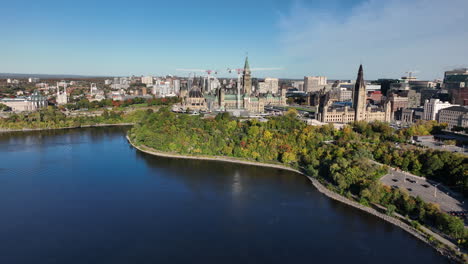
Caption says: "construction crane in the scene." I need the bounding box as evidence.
[176,68,218,77]
[226,66,283,92]
[404,70,419,80]
[226,67,283,74]
[225,66,283,108]
[177,69,220,92]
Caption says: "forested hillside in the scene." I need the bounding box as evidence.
[130,108,468,246]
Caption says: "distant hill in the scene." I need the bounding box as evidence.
[0,73,112,79]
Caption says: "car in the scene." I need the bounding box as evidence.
[392,179,399,182]
[407,188,412,191]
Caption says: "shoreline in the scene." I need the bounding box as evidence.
[126,135,461,262]
[0,123,134,133]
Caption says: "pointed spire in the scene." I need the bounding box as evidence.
[244,56,250,71]
[356,64,364,85]
[354,64,365,94]
[353,64,367,120]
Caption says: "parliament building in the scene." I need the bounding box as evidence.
[317,65,392,123]
[180,57,287,114]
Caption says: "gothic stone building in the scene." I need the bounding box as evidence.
[317,65,391,123]
[180,57,286,113]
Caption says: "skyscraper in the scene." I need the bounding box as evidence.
[353,64,367,121]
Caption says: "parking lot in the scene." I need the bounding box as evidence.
[380,169,467,212]
[416,140,468,155]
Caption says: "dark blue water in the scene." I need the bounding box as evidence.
[0,127,447,263]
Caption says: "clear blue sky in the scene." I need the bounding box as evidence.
[2,0,467,80]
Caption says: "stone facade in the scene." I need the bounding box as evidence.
[437,106,468,129]
[318,65,391,124]
[180,57,287,114]
[181,86,207,111]
[1,91,48,112]
[242,57,252,95]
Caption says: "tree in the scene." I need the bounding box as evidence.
[386,205,396,216]
[0,103,11,111]
[285,108,298,118]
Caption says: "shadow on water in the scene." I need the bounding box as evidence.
[135,149,407,231]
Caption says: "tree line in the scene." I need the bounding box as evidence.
[129,108,468,248]
[0,106,147,130]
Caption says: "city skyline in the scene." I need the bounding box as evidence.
[2,0,467,80]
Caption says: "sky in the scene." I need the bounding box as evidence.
[1,0,467,80]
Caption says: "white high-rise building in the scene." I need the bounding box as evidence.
[258,78,279,94]
[257,82,267,93]
[209,77,220,91]
[173,79,181,94]
[304,76,327,93]
[264,78,279,94]
[111,77,130,90]
[423,99,454,121]
[152,80,174,97]
[141,76,154,85]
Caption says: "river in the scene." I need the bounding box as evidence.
[0,127,447,263]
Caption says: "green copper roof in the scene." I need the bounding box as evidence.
[224,94,238,100]
[244,56,250,70]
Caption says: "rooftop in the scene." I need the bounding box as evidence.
[440,106,468,113]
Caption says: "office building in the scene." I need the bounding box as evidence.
[438,106,468,129]
[444,68,468,105]
[423,99,454,121]
[141,76,154,85]
[304,76,327,93]
[258,78,279,94]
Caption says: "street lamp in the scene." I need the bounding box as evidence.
[434,183,441,198]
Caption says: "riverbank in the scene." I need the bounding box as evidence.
[0,123,134,133]
[127,135,464,263]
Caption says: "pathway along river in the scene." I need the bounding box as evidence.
[0,127,448,263]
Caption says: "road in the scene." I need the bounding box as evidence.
[416,140,468,155]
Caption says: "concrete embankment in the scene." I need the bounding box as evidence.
[126,135,462,262]
[0,123,134,133]
[126,135,301,173]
